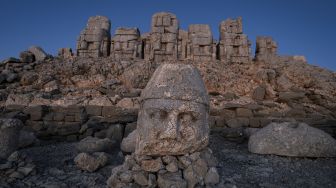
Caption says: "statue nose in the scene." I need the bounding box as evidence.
[159,112,179,140]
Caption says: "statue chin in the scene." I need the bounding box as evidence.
[136,136,209,156]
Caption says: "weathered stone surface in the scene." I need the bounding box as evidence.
[205,167,220,185]
[248,122,336,157]
[141,158,163,172]
[76,136,114,153]
[0,119,23,159]
[252,86,266,101]
[157,171,187,188]
[218,17,251,63]
[28,46,48,61]
[187,24,215,61]
[136,64,209,156]
[111,28,142,60]
[74,152,108,172]
[120,129,136,153]
[255,36,278,63]
[144,12,179,61]
[77,16,111,57]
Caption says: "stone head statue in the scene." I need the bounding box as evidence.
[135,64,209,156]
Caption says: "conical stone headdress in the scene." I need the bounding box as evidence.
[141,63,209,106]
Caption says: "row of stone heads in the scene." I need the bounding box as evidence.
[76,12,278,63]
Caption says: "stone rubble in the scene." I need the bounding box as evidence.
[0,151,36,185]
[107,148,219,188]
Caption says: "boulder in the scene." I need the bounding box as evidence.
[76,136,115,153]
[74,152,108,172]
[248,122,336,157]
[19,51,35,63]
[28,46,48,61]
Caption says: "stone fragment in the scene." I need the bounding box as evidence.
[141,158,163,172]
[19,51,35,63]
[248,122,336,157]
[77,16,111,57]
[133,171,148,186]
[74,152,108,172]
[236,108,253,117]
[28,46,48,61]
[252,86,266,101]
[106,124,124,143]
[205,167,220,185]
[76,136,114,153]
[0,119,23,159]
[120,129,136,153]
[157,171,187,188]
[166,161,178,172]
[136,64,209,156]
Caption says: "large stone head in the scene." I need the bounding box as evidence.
[135,64,209,156]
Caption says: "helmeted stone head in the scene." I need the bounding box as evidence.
[135,63,209,156]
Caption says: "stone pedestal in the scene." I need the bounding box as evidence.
[107,148,220,188]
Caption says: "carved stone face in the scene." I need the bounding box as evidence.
[136,99,209,156]
[135,63,209,156]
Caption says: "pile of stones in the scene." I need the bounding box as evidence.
[0,151,36,184]
[107,148,219,188]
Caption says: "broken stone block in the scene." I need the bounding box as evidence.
[76,16,111,57]
[74,152,108,172]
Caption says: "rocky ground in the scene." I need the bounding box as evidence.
[1,132,335,188]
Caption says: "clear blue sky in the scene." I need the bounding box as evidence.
[1,0,335,71]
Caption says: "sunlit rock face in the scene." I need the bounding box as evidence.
[136,64,209,156]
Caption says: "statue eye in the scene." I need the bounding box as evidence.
[179,112,197,122]
[148,109,167,120]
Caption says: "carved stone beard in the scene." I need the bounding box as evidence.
[135,98,209,156]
